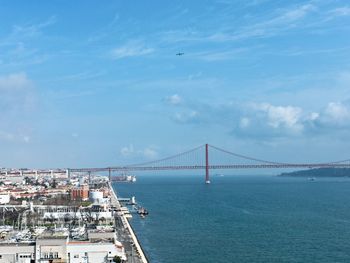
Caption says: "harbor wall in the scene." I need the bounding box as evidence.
[108,182,149,263]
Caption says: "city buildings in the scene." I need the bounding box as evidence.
[70,185,89,201]
[0,173,128,263]
[0,232,126,263]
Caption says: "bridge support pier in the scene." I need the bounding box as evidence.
[205,144,210,184]
[108,168,111,182]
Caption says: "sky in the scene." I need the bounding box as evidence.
[0,0,350,168]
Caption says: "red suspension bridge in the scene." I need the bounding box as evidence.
[3,144,350,183]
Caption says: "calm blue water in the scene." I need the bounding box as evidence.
[113,175,350,263]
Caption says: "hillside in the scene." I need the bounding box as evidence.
[279,168,350,177]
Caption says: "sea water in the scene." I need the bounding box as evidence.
[113,175,350,263]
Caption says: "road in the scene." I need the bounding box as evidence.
[109,182,147,263]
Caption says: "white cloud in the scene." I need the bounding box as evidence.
[329,7,350,17]
[231,4,316,40]
[161,3,317,44]
[320,102,350,126]
[0,73,36,144]
[239,117,250,129]
[142,147,158,159]
[325,102,350,120]
[0,72,35,118]
[166,94,182,105]
[173,110,199,123]
[0,131,15,141]
[111,41,154,59]
[120,144,135,157]
[255,103,304,133]
[11,16,56,38]
[309,112,319,121]
[188,72,202,80]
[120,144,159,159]
[167,99,350,139]
[22,136,30,143]
[244,101,350,137]
[276,4,315,23]
[0,131,30,143]
[190,48,251,61]
[0,72,33,91]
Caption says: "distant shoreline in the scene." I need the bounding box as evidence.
[279,168,350,177]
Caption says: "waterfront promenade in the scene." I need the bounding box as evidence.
[109,182,148,263]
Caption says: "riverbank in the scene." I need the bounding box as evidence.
[109,182,148,263]
[279,167,350,177]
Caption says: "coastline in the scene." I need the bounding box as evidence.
[109,182,149,263]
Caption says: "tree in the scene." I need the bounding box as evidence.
[52,179,57,188]
[24,177,30,185]
[113,256,121,263]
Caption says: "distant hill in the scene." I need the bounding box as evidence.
[279,168,350,177]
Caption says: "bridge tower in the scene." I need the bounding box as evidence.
[205,144,210,184]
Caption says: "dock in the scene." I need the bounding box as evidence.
[109,182,148,263]
[118,197,131,202]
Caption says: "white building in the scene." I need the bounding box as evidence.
[0,243,35,263]
[89,191,104,204]
[0,194,10,205]
[67,241,126,263]
[35,236,68,263]
[0,230,126,263]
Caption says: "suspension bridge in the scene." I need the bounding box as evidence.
[3,144,350,184]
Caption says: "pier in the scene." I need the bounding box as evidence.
[109,182,148,263]
[118,197,131,202]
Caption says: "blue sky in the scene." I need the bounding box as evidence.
[1,0,350,168]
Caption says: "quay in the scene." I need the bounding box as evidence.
[109,182,149,263]
[0,170,147,263]
[118,197,131,202]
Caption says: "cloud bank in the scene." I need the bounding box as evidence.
[120,144,159,160]
[111,41,154,59]
[167,98,350,140]
[0,72,35,143]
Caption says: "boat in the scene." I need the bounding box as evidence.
[308,177,316,181]
[112,172,137,183]
[137,207,149,217]
[129,196,137,205]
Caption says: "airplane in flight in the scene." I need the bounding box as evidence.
[176,52,184,56]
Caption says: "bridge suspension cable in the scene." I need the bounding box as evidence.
[112,144,205,168]
[208,144,289,165]
[209,144,350,166]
